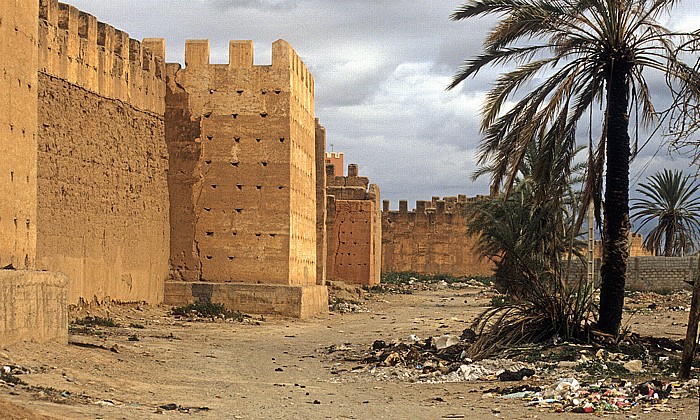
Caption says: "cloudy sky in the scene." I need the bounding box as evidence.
[67,0,700,209]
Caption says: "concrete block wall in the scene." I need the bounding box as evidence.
[571,256,696,292]
[381,195,494,278]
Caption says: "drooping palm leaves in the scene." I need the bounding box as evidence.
[467,141,595,358]
[450,0,700,334]
[632,169,700,256]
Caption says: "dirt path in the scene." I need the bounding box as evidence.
[0,285,697,419]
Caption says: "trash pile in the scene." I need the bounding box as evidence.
[355,331,542,382]
[486,377,698,414]
[328,298,367,313]
[370,275,493,295]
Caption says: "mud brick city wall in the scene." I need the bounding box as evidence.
[0,0,39,269]
[382,196,494,278]
[315,120,327,285]
[326,165,381,285]
[593,232,653,259]
[35,1,169,304]
[166,39,317,286]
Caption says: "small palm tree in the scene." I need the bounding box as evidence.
[632,170,700,256]
[449,0,700,335]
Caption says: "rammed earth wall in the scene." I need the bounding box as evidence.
[35,0,169,304]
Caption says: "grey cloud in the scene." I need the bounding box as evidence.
[62,0,700,205]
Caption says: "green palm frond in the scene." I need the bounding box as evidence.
[632,169,700,256]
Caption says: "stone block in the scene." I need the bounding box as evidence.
[0,270,68,345]
[164,281,328,319]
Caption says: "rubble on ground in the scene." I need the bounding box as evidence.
[486,376,698,414]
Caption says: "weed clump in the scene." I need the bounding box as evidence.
[73,316,119,327]
[0,370,26,386]
[171,301,244,321]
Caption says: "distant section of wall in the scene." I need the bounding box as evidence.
[0,271,68,345]
[325,152,344,176]
[35,3,169,304]
[315,120,327,285]
[0,0,39,269]
[166,39,317,286]
[382,195,494,278]
[592,232,653,259]
[571,256,696,292]
[326,165,381,286]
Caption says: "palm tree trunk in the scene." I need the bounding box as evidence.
[599,61,632,335]
[664,224,674,256]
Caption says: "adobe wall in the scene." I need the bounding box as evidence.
[162,39,327,317]
[0,0,39,269]
[315,120,327,285]
[593,232,653,259]
[34,1,169,304]
[326,165,381,285]
[166,39,317,286]
[382,195,494,278]
[0,270,68,345]
[0,0,68,346]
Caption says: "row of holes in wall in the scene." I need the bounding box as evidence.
[2,217,31,229]
[208,89,282,96]
[208,185,286,191]
[2,74,33,92]
[204,231,279,237]
[203,111,274,119]
[6,171,31,183]
[338,263,369,266]
[203,136,286,143]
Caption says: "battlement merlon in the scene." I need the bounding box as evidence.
[182,39,315,96]
[38,0,166,115]
[143,38,166,60]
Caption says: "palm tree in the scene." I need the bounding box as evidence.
[449,0,700,335]
[632,169,700,256]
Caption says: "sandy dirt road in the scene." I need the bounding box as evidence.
[0,285,697,419]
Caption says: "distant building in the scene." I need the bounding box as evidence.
[325,152,344,176]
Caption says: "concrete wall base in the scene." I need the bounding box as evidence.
[164,282,328,319]
[0,270,68,345]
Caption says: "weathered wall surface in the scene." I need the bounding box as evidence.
[166,39,317,286]
[0,0,71,346]
[0,0,39,269]
[326,165,381,285]
[315,120,327,285]
[37,0,165,113]
[593,232,653,259]
[35,1,169,304]
[0,271,68,345]
[382,196,494,278]
[570,256,696,292]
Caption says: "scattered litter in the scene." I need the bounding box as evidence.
[498,368,535,381]
[433,334,459,350]
[157,403,209,413]
[485,376,697,414]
